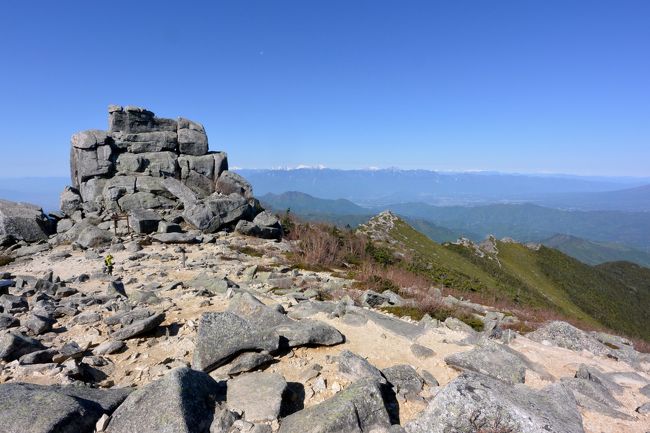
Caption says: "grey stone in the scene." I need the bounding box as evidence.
[360,290,389,308]
[274,320,344,347]
[405,372,585,433]
[102,176,137,207]
[120,131,178,153]
[115,151,178,178]
[79,177,108,203]
[636,402,650,414]
[235,220,282,240]
[0,331,46,361]
[178,118,209,156]
[640,384,650,397]
[188,272,238,294]
[73,311,101,325]
[152,232,201,244]
[444,317,475,333]
[60,186,82,215]
[158,221,182,233]
[410,343,434,359]
[338,350,384,382]
[0,294,28,313]
[53,341,86,363]
[106,280,127,298]
[18,348,57,365]
[210,407,239,433]
[75,226,112,249]
[24,313,56,335]
[420,370,439,387]
[111,312,165,340]
[526,321,611,357]
[381,364,424,395]
[444,341,527,384]
[560,377,632,420]
[162,177,199,207]
[0,313,19,330]
[215,171,253,198]
[278,378,392,433]
[0,382,130,433]
[192,311,280,372]
[252,210,280,228]
[93,340,126,355]
[184,194,253,232]
[228,293,343,347]
[70,144,113,186]
[227,372,287,422]
[118,192,175,211]
[106,367,221,433]
[71,129,108,149]
[217,352,274,376]
[129,209,161,234]
[0,199,52,242]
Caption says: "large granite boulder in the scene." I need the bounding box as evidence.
[105,367,221,433]
[227,372,287,422]
[406,372,585,433]
[444,341,528,384]
[58,105,265,238]
[192,311,280,372]
[0,199,52,242]
[0,382,130,433]
[278,378,392,433]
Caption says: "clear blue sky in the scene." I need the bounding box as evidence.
[1,1,649,177]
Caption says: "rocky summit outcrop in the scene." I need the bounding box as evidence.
[50,105,280,247]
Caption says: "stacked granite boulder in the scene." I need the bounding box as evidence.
[54,105,280,242]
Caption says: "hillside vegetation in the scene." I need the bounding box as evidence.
[359,213,650,341]
[541,234,650,267]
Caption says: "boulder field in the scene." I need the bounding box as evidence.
[0,105,648,432]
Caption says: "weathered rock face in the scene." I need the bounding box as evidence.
[406,372,585,433]
[0,199,53,242]
[58,105,266,235]
[67,105,229,210]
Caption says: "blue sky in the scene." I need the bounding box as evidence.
[1,1,649,177]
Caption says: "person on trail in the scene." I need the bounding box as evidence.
[104,254,114,275]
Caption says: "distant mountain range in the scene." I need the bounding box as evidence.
[240,168,650,210]
[261,191,650,262]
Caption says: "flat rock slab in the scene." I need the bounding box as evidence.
[347,306,425,340]
[227,372,287,422]
[192,311,279,372]
[152,232,200,244]
[228,293,344,347]
[526,321,611,357]
[338,350,385,382]
[278,378,392,433]
[406,372,585,433]
[0,382,130,433]
[215,352,274,376]
[381,365,424,395]
[111,313,165,340]
[0,331,45,361]
[444,341,527,384]
[106,367,221,433]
